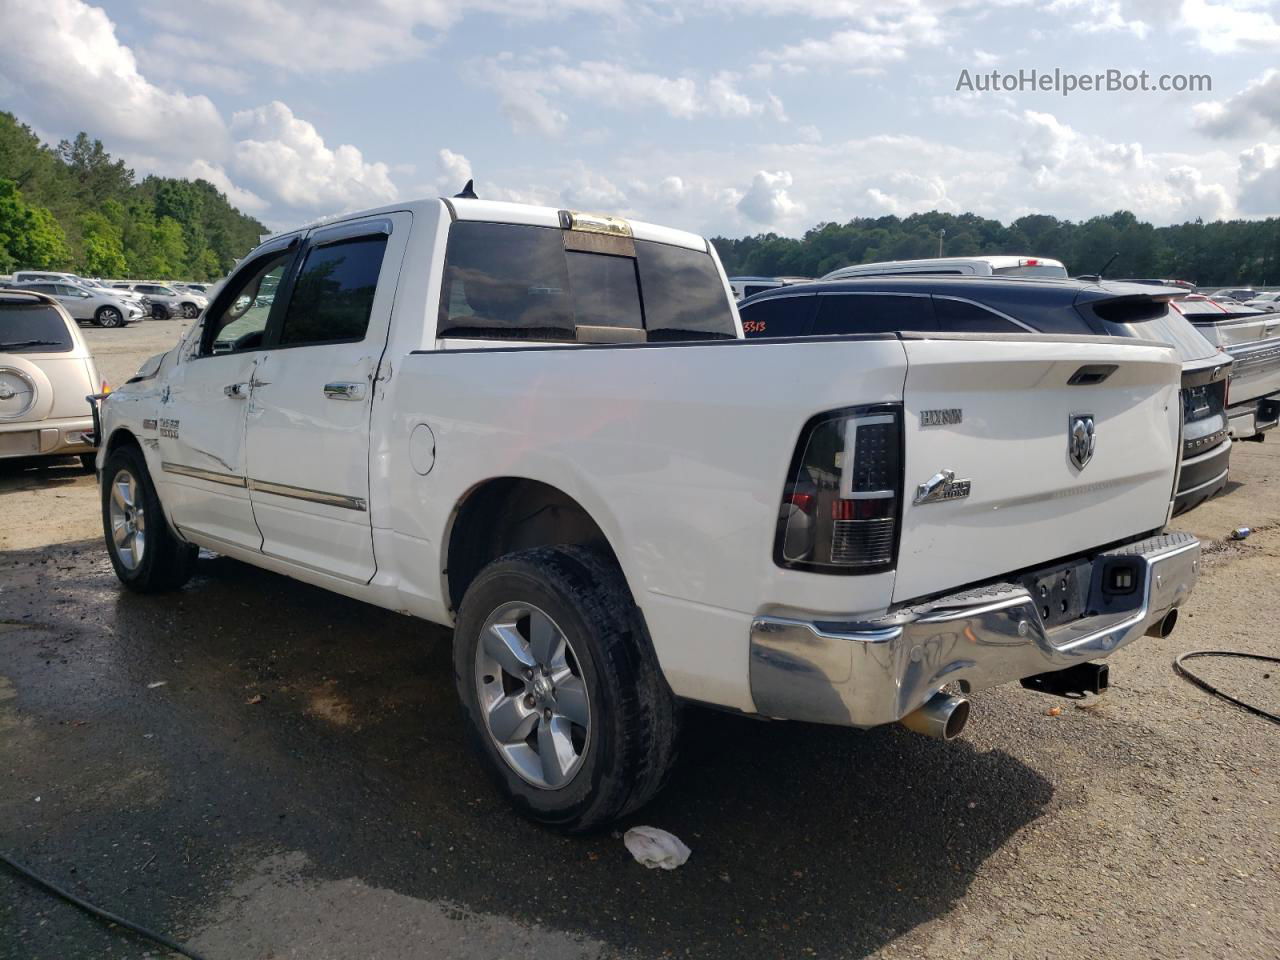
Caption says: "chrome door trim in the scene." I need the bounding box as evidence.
[323,381,367,401]
[248,478,368,512]
[161,461,247,487]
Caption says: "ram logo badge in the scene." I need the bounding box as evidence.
[914,468,971,505]
[1069,413,1096,470]
[920,408,963,427]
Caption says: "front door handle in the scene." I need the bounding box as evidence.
[224,382,250,399]
[324,382,366,401]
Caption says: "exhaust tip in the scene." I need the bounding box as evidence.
[1146,608,1178,639]
[899,693,970,741]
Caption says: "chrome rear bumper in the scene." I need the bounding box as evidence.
[749,532,1200,728]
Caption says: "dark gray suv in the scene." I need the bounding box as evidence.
[739,276,1231,515]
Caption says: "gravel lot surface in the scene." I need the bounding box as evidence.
[1,323,1277,959]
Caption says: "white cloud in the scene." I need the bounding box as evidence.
[437,149,474,193]
[1238,143,1280,214]
[0,0,403,226]
[0,0,226,161]
[1194,70,1280,138]
[766,14,944,71]
[479,54,785,135]
[1175,0,1280,53]
[737,169,804,224]
[137,0,630,74]
[229,102,399,215]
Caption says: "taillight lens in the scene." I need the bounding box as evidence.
[775,405,903,573]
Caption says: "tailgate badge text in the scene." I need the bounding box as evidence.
[920,408,963,427]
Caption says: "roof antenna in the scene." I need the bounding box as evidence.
[1078,251,1119,284]
[454,179,478,199]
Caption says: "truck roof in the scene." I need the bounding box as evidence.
[262,196,709,253]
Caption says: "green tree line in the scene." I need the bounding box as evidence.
[712,210,1280,287]
[0,111,267,280]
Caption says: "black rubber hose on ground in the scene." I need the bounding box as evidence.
[0,849,210,960]
[1173,651,1280,726]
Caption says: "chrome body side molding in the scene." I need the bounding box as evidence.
[161,463,367,510]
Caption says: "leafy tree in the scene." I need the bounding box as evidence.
[0,178,70,270]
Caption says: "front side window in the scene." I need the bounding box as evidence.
[206,252,291,354]
[438,222,736,342]
[0,300,73,352]
[278,235,388,346]
[811,294,935,336]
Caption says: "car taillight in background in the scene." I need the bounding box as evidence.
[1182,380,1227,456]
[775,405,903,573]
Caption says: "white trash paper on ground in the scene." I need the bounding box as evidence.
[623,826,691,870]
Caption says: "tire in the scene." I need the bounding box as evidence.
[454,546,680,832]
[95,306,123,328]
[80,454,96,473]
[151,304,170,320]
[101,444,197,592]
[181,302,199,319]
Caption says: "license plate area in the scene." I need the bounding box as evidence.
[1021,559,1092,629]
[0,431,39,456]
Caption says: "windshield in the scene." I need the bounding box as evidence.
[0,300,74,352]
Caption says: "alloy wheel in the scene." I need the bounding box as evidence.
[475,601,591,789]
[108,469,146,570]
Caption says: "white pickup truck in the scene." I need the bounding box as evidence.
[94,196,1201,830]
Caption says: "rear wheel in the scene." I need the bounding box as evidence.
[79,454,96,473]
[95,306,123,328]
[454,546,680,832]
[101,445,197,592]
[151,303,170,320]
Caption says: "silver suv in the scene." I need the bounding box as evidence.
[15,280,143,328]
[1,289,106,471]
[112,282,207,319]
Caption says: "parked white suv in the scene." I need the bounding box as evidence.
[112,282,207,319]
[823,255,1068,281]
[94,197,1199,829]
[16,279,143,328]
[1,289,107,470]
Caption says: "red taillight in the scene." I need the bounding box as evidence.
[775,406,902,573]
[789,491,815,513]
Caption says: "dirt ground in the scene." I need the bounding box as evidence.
[1,322,1277,959]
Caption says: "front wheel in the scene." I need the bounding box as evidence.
[95,306,123,328]
[181,302,199,319]
[101,445,197,592]
[454,546,680,832]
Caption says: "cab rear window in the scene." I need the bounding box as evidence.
[438,222,735,342]
[0,301,74,352]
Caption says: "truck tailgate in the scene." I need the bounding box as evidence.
[894,335,1181,603]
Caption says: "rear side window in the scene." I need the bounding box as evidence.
[634,239,736,340]
[933,297,1026,333]
[439,223,574,340]
[279,235,388,345]
[0,301,74,352]
[438,222,735,342]
[739,294,818,338]
[811,294,935,336]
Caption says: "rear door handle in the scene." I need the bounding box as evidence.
[324,382,366,401]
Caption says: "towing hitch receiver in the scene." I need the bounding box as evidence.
[1020,662,1109,699]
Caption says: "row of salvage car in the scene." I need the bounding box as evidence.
[733,256,1280,516]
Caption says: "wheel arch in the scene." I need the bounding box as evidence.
[442,477,627,614]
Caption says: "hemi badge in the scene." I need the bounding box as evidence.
[920,408,962,427]
[914,469,972,505]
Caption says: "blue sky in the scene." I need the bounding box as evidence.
[1,0,1278,235]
